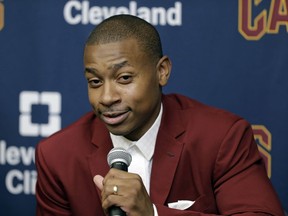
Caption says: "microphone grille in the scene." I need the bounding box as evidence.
[107,147,132,167]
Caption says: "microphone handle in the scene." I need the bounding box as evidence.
[109,161,128,216]
[109,206,126,216]
[111,161,128,171]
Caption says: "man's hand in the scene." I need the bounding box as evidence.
[94,169,154,216]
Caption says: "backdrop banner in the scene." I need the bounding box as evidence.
[0,1,287,215]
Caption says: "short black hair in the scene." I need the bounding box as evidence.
[86,14,163,63]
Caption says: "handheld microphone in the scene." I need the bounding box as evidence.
[107,147,132,216]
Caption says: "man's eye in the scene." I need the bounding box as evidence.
[119,75,132,83]
[88,79,102,87]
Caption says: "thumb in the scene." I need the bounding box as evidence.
[93,175,104,190]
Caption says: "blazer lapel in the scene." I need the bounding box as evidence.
[87,120,112,196]
[150,95,185,204]
[150,131,184,204]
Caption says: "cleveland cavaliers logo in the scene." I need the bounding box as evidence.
[252,125,272,178]
[238,0,288,40]
[0,0,4,31]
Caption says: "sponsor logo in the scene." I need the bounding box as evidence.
[0,91,62,195]
[0,140,36,195]
[19,91,62,137]
[238,0,288,40]
[5,169,37,195]
[252,125,272,178]
[0,0,4,31]
[64,0,182,26]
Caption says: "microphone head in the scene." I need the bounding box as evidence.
[107,147,132,167]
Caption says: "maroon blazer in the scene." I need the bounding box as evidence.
[36,94,284,215]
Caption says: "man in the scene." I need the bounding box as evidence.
[35,15,284,215]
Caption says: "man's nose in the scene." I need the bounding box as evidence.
[99,82,120,106]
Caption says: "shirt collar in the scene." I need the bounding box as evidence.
[110,104,163,161]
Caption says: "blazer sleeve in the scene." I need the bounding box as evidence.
[155,119,284,216]
[35,142,72,216]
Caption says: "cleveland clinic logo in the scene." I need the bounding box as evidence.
[0,0,4,31]
[19,91,61,137]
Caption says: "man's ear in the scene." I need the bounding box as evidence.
[156,56,172,87]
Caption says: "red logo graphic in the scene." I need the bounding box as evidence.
[252,125,272,178]
[0,1,4,31]
[239,0,288,40]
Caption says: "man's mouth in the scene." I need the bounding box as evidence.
[100,110,130,125]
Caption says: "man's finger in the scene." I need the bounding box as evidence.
[106,168,140,179]
[93,175,104,190]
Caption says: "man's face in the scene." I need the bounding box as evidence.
[84,38,168,141]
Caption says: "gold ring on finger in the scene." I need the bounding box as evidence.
[113,185,118,195]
